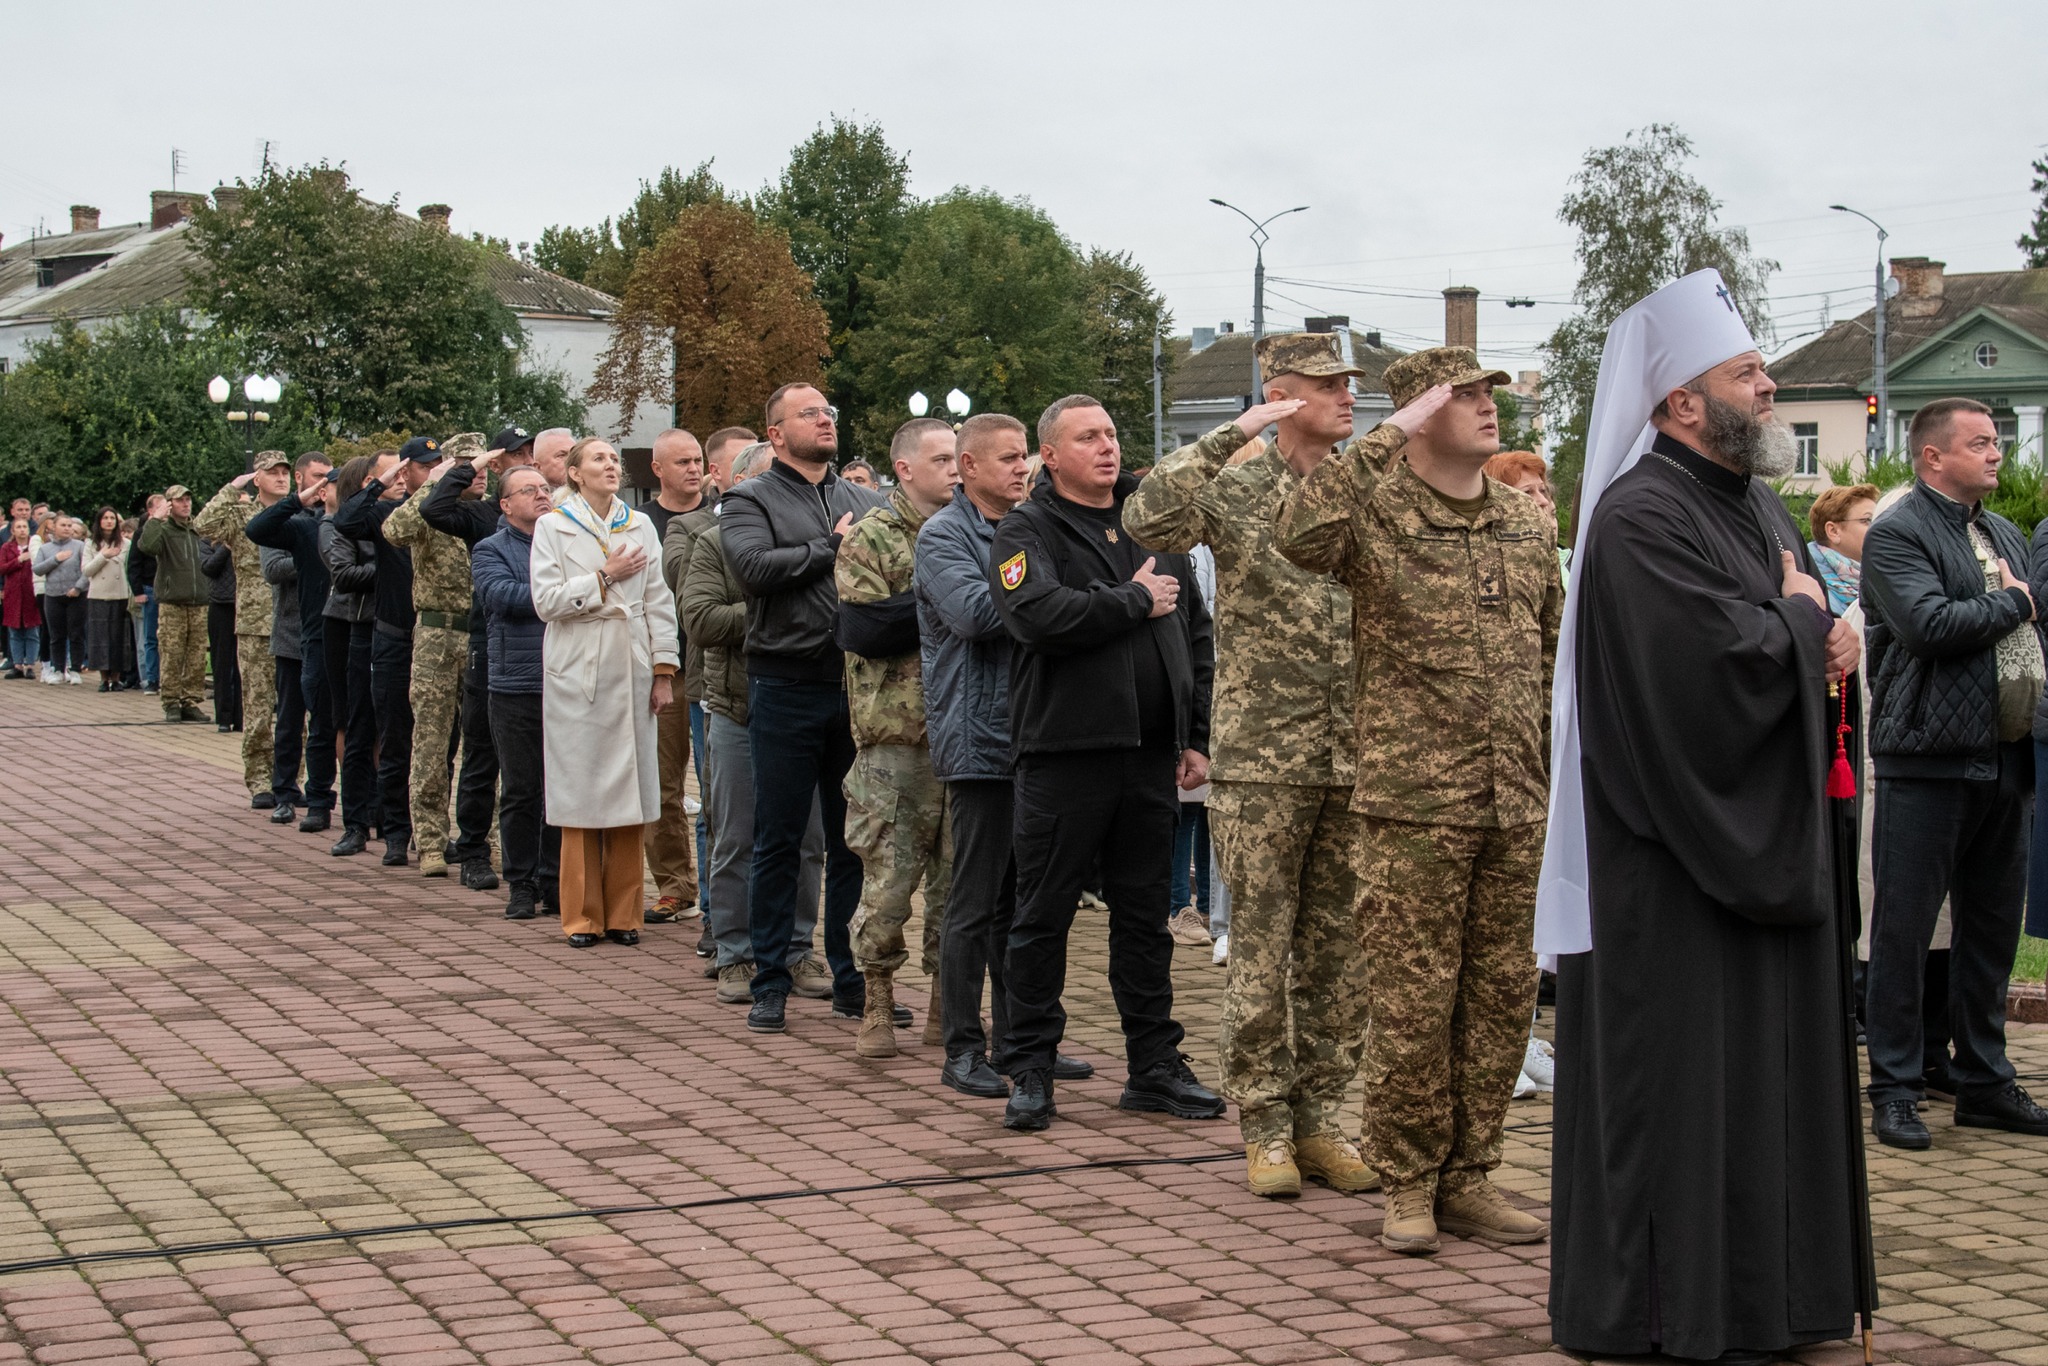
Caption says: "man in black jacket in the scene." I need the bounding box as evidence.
[721,383,888,1033]
[1863,396,2048,1148]
[246,453,337,834]
[988,394,1222,1131]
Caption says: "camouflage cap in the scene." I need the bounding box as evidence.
[253,450,291,471]
[1256,332,1365,385]
[1382,346,1512,410]
[440,432,487,460]
[163,484,190,500]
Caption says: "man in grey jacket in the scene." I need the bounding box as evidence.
[916,414,1037,1098]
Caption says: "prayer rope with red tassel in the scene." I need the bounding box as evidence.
[1826,673,1857,799]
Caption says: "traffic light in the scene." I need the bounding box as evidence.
[1866,394,1879,427]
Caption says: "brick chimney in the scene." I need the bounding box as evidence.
[1890,257,1946,319]
[419,204,452,233]
[211,185,246,220]
[149,190,205,230]
[1443,286,1479,351]
[69,205,100,234]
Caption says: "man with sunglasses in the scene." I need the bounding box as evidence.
[720,383,888,1033]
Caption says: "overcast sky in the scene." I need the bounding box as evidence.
[6,0,2043,376]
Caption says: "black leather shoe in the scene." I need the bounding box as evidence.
[270,802,296,826]
[504,884,538,920]
[942,1052,1009,1099]
[606,929,640,946]
[1956,1081,2048,1136]
[251,793,277,810]
[382,842,409,867]
[1004,1069,1056,1130]
[1923,1064,1959,1104]
[567,933,601,949]
[329,827,368,857]
[1120,1055,1226,1120]
[298,809,330,834]
[748,990,788,1033]
[460,859,500,891]
[1873,1098,1931,1149]
[1053,1054,1095,1081]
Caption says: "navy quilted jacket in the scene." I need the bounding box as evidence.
[471,522,543,695]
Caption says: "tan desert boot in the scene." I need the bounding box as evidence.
[1295,1132,1380,1192]
[1245,1138,1301,1198]
[921,978,943,1046]
[1379,1182,1440,1255]
[857,971,898,1058]
[1436,1177,1549,1245]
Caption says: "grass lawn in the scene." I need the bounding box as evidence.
[2016,935,2048,985]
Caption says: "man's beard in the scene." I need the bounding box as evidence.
[784,430,833,464]
[1701,394,1797,478]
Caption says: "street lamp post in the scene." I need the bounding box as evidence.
[1830,205,1889,456]
[1209,199,1309,403]
[907,389,974,426]
[209,373,280,473]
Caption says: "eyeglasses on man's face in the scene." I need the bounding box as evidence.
[778,404,838,426]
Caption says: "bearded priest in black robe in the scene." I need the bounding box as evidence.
[1535,271,1865,1365]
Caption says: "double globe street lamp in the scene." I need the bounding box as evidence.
[908,388,973,423]
[208,373,282,473]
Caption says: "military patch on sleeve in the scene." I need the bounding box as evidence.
[999,551,1027,590]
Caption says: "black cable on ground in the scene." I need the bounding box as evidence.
[0,1151,1243,1278]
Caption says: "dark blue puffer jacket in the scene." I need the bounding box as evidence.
[915,486,1013,781]
[471,522,543,694]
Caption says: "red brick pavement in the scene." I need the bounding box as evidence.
[0,682,1998,1364]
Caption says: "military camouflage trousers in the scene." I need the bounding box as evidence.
[236,633,276,796]
[408,626,465,859]
[1355,815,1542,1194]
[845,743,951,976]
[157,603,208,711]
[1211,781,1369,1146]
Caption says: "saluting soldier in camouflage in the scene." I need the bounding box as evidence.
[383,434,477,878]
[1124,331,1373,1201]
[1275,347,1563,1257]
[837,419,960,1059]
[194,452,294,801]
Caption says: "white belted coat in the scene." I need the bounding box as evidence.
[530,505,679,829]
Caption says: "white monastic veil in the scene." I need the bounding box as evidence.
[1534,270,1762,959]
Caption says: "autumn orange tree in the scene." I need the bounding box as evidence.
[590,201,830,436]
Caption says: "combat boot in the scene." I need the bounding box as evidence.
[857,971,898,1058]
[921,979,943,1047]
[420,850,448,878]
[1295,1132,1379,1192]
[1435,1175,1549,1245]
[1245,1138,1301,1199]
[1379,1181,1440,1255]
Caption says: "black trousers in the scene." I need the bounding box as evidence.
[746,678,864,1000]
[941,778,1016,1060]
[371,627,415,850]
[489,690,559,898]
[326,619,378,832]
[297,627,337,814]
[208,603,241,727]
[1866,743,2031,1106]
[1004,745,1184,1078]
[271,654,305,803]
[450,642,499,863]
[43,594,85,673]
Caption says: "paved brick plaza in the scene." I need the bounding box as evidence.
[0,682,2041,1365]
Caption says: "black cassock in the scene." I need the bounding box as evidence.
[1550,433,1857,1360]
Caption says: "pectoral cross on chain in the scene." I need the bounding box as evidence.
[1715,284,1736,313]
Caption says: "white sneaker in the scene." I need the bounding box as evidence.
[1522,1036,1555,1092]
[40,666,59,684]
[683,794,702,815]
[64,670,82,685]
[1513,1069,1537,1099]
[1211,933,1230,966]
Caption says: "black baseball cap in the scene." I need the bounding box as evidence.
[399,436,441,463]
[491,424,534,453]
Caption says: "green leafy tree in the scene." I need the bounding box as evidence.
[759,118,914,453]
[0,309,314,514]
[840,190,1092,458]
[588,200,831,437]
[1492,390,1541,455]
[1542,124,1779,528]
[1081,250,1174,465]
[186,163,550,439]
[2021,155,2048,268]
[534,162,727,298]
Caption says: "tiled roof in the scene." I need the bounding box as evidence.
[1166,329,1404,404]
[1770,268,2048,392]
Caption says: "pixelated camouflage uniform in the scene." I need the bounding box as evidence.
[1274,391,1563,1199]
[1123,419,1366,1147]
[839,487,951,976]
[383,443,477,863]
[193,483,277,796]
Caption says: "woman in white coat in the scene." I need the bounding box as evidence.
[530,438,680,947]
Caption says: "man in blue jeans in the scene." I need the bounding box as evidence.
[719,382,887,1033]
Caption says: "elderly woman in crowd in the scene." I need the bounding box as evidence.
[1807,482,1880,616]
[530,438,679,948]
